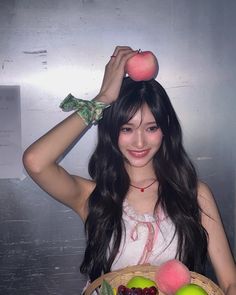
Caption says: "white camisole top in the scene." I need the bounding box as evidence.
[111,199,178,270]
[83,200,178,293]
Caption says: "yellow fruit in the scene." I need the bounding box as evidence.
[126,276,157,289]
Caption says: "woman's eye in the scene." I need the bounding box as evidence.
[147,125,159,132]
[120,127,132,133]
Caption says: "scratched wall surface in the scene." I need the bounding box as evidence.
[0,0,235,294]
[0,178,86,295]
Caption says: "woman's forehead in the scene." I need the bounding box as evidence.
[126,103,156,125]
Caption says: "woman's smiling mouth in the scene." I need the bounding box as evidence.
[127,149,151,158]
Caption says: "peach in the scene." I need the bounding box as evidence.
[155,259,191,295]
[125,51,159,81]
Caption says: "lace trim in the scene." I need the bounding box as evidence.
[123,199,166,223]
[122,199,167,264]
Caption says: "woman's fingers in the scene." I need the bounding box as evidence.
[106,46,138,78]
[112,45,133,57]
[95,46,138,104]
[109,46,137,67]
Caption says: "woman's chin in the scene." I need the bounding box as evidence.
[124,158,153,169]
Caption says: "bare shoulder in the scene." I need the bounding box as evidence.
[197,181,213,199]
[197,181,215,209]
[197,181,221,223]
[197,180,227,242]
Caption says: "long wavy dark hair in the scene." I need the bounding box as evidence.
[80,77,208,281]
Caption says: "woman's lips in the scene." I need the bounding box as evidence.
[127,149,151,158]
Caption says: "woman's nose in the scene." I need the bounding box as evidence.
[133,130,146,148]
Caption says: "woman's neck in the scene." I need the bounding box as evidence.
[125,162,156,184]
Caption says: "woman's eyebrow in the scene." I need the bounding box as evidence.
[122,122,135,126]
[123,120,157,126]
[145,121,157,125]
[142,121,158,126]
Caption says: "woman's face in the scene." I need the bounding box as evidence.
[118,103,163,169]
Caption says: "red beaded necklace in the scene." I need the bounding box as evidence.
[130,179,157,192]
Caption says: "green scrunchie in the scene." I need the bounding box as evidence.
[59,93,110,125]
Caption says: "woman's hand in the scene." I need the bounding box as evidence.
[94,46,138,104]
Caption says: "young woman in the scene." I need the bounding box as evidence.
[23,46,236,294]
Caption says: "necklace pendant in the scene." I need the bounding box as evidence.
[130,179,157,192]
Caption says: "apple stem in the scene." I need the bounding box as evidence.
[138,49,141,53]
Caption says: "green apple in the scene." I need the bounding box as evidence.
[175,284,208,295]
[126,276,157,289]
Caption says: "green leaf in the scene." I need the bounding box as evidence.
[100,279,114,295]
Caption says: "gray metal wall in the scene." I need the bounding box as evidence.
[0,0,235,294]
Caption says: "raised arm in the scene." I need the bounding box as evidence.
[198,182,236,295]
[23,46,137,221]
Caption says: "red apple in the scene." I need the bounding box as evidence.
[125,50,159,81]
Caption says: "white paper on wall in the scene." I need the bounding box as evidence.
[0,86,22,178]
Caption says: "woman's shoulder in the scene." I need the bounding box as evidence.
[197,181,213,199]
[197,181,218,217]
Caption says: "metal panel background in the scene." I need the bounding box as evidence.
[0,0,235,294]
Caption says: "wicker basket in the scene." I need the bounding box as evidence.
[84,264,224,295]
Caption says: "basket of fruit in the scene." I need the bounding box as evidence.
[84,260,224,295]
